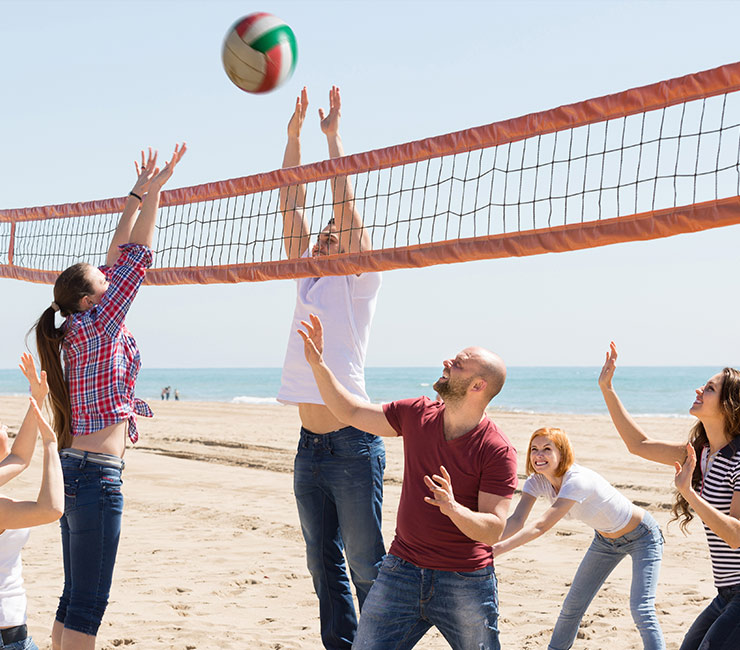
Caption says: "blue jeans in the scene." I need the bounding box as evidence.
[548,512,664,650]
[679,583,740,649]
[55,452,124,636]
[0,637,37,649]
[294,426,385,650]
[354,554,500,650]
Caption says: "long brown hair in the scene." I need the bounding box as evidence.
[34,263,95,450]
[671,367,740,533]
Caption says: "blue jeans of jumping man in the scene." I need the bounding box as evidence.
[548,511,664,650]
[56,450,124,636]
[679,582,740,650]
[294,426,385,650]
[0,626,37,650]
[353,553,500,650]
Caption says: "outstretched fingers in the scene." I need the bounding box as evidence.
[19,353,48,403]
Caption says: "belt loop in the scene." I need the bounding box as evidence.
[80,451,88,469]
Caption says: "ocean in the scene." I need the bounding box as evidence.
[0,366,716,417]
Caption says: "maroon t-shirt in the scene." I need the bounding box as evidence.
[383,396,518,571]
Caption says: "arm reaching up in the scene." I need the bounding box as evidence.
[0,397,63,529]
[320,86,371,254]
[280,88,311,259]
[298,314,395,437]
[599,342,685,466]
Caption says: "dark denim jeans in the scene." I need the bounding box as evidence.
[679,583,740,649]
[0,637,37,649]
[55,452,124,636]
[354,554,500,650]
[294,426,385,650]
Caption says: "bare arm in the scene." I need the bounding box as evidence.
[599,342,685,466]
[424,465,512,545]
[320,86,371,254]
[493,497,576,555]
[0,354,49,488]
[128,143,187,249]
[298,314,396,437]
[675,444,740,548]
[0,397,63,529]
[280,88,310,259]
[497,492,537,540]
[106,149,158,266]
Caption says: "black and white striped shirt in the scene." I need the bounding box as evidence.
[699,437,740,587]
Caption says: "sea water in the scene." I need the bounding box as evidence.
[0,366,716,416]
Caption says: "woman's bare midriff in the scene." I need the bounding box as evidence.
[298,403,348,434]
[70,421,128,458]
[597,506,645,539]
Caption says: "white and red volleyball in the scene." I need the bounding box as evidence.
[221,12,298,94]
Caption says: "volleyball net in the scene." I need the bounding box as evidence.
[3,61,740,285]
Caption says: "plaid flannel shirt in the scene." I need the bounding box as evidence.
[63,243,153,443]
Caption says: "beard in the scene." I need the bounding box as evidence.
[433,375,474,403]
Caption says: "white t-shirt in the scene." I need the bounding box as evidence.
[277,271,382,406]
[522,464,633,533]
[0,528,30,627]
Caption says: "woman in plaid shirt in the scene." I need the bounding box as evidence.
[34,144,185,650]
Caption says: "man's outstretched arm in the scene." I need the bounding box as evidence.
[320,86,371,254]
[298,314,396,437]
[280,87,311,260]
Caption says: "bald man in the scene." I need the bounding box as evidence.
[298,315,518,650]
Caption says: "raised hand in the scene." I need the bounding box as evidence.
[148,142,187,192]
[319,85,341,137]
[297,313,324,366]
[131,147,159,197]
[598,341,618,390]
[674,443,696,498]
[29,397,56,446]
[287,87,308,139]
[19,353,48,405]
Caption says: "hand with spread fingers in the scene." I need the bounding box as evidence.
[131,147,158,198]
[297,313,324,366]
[148,142,187,192]
[19,353,48,406]
[423,465,458,518]
[319,85,341,137]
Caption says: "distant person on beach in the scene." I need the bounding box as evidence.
[599,342,740,650]
[276,86,384,649]
[0,354,64,650]
[161,387,167,401]
[34,144,185,650]
[174,389,179,401]
[298,314,516,650]
[493,426,665,650]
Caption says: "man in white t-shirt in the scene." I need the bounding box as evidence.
[276,86,384,650]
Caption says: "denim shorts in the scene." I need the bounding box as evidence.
[55,450,124,636]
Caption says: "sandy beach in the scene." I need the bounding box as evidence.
[0,396,711,649]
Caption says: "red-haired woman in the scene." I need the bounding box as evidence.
[599,342,740,650]
[34,144,185,650]
[493,426,664,650]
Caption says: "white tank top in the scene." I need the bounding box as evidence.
[0,528,30,626]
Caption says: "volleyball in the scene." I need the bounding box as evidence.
[221,12,298,94]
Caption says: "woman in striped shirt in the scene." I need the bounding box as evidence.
[34,144,185,650]
[599,342,740,650]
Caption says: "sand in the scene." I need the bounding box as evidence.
[0,396,711,649]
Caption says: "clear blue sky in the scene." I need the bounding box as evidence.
[1,0,739,368]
